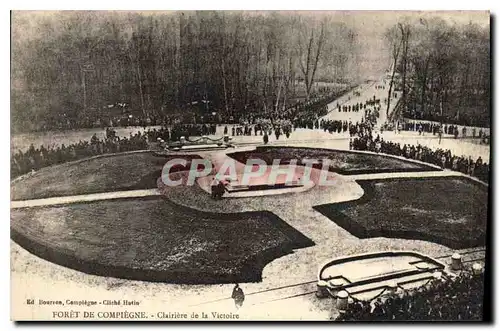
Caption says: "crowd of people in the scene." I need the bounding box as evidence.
[351,133,490,183]
[12,119,490,184]
[336,269,484,321]
[284,93,340,129]
[336,95,382,114]
[227,89,345,134]
[11,118,300,180]
[10,129,149,179]
[27,86,348,133]
[402,107,489,128]
[395,121,489,141]
[319,119,374,138]
[11,82,491,186]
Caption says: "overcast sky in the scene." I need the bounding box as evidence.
[333,11,489,79]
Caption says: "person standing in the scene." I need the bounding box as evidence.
[467,157,475,176]
[216,180,225,199]
[210,178,220,199]
[232,284,245,310]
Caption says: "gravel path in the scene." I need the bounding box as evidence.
[11,189,161,209]
[10,142,487,320]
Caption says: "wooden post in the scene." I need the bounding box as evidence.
[473,263,483,275]
[336,290,349,310]
[316,280,329,298]
[328,279,344,297]
[451,253,462,271]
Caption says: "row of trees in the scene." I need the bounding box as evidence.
[385,17,490,126]
[11,11,360,132]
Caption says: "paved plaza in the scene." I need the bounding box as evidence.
[10,76,489,320]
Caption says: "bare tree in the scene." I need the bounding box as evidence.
[385,25,403,117]
[298,18,326,101]
[399,22,411,114]
[12,11,361,131]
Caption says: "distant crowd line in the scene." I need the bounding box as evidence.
[11,129,148,179]
[388,121,490,143]
[351,133,489,183]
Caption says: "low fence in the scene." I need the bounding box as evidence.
[317,253,485,320]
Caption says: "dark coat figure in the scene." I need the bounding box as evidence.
[263,133,269,145]
[231,127,235,136]
[475,156,483,169]
[210,179,224,199]
[217,181,225,199]
[224,126,228,135]
[211,179,220,199]
[232,284,245,309]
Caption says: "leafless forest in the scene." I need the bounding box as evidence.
[385,17,489,126]
[11,11,489,132]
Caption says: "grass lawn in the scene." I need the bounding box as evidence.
[227,146,439,175]
[11,196,313,284]
[313,177,488,249]
[11,152,202,201]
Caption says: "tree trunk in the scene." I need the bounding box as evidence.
[275,72,284,112]
[420,56,430,115]
[458,62,470,120]
[136,62,146,118]
[221,57,229,114]
[401,26,410,113]
[299,29,314,102]
[307,23,325,99]
[386,36,403,117]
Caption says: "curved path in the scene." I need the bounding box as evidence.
[10,143,488,320]
[11,189,161,209]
